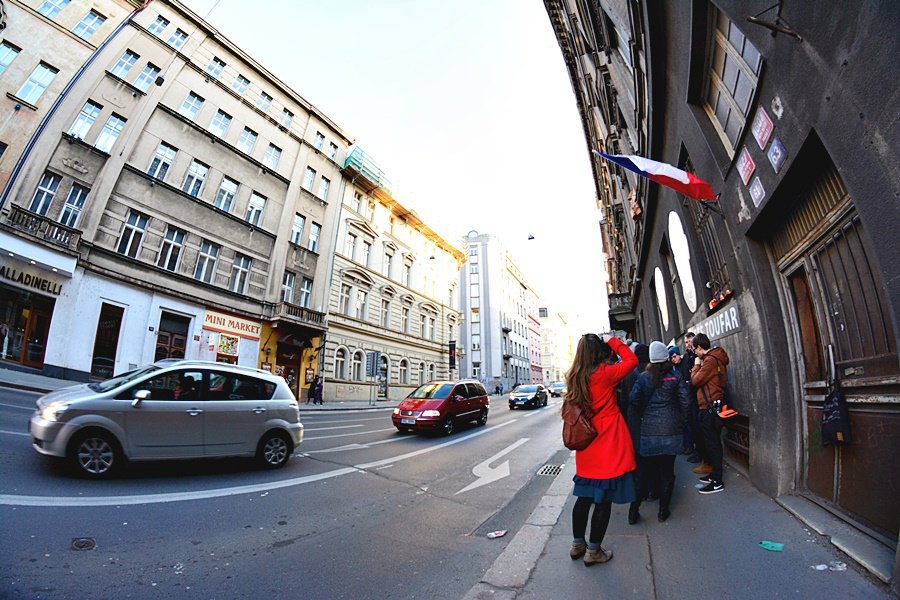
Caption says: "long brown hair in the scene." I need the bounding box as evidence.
[564,334,614,412]
[648,360,672,388]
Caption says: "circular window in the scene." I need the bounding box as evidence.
[668,211,698,312]
[654,267,670,330]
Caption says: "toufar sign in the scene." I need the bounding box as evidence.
[692,303,741,341]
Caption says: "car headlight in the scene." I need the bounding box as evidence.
[40,401,70,422]
[421,409,441,417]
[393,408,400,415]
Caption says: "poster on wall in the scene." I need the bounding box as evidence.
[217,334,240,356]
[305,368,315,384]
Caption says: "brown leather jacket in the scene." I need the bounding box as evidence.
[690,347,730,410]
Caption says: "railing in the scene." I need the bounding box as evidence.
[268,302,326,327]
[608,292,632,314]
[342,147,392,195]
[6,204,81,251]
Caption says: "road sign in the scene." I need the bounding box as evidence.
[365,351,380,377]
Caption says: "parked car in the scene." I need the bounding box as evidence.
[508,384,549,409]
[549,382,567,397]
[392,380,489,435]
[30,359,303,478]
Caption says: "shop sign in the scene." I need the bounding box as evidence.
[751,107,774,150]
[0,262,63,295]
[692,303,742,341]
[737,147,756,185]
[202,309,261,340]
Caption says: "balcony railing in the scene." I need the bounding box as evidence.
[342,147,392,195]
[267,302,326,328]
[609,293,633,315]
[6,204,81,251]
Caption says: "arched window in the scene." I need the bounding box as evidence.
[351,350,364,381]
[428,363,435,381]
[334,348,346,379]
[654,267,670,331]
[399,359,409,384]
[418,362,426,384]
[668,211,698,311]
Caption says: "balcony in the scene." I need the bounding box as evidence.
[266,302,326,330]
[609,293,633,315]
[6,204,81,251]
[341,147,392,195]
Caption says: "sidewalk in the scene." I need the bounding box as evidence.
[466,455,894,599]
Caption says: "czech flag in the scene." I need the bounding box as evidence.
[592,150,717,201]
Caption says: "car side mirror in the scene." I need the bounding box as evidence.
[131,389,151,407]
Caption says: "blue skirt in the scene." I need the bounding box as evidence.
[572,470,638,504]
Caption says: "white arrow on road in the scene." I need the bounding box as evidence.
[456,438,529,495]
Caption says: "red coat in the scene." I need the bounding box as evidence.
[575,338,638,480]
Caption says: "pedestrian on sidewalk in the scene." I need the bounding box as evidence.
[564,333,638,566]
[618,342,655,506]
[681,333,709,471]
[690,333,730,494]
[628,341,690,523]
[312,375,324,405]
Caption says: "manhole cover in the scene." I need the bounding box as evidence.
[538,465,562,476]
[71,538,96,551]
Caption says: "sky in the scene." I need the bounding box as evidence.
[181,0,611,334]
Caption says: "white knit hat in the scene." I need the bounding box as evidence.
[648,341,669,363]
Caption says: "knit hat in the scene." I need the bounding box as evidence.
[667,345,680,356]
[649,341,669,363]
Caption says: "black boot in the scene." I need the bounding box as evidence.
[628,502,641,525]
[658,479,675,522]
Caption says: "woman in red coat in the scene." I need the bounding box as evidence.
[564,333,638,565]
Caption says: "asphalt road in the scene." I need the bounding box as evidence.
[0,389,568,599]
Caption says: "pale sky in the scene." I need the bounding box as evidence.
[182,0,611,334]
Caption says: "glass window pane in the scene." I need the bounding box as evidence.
[722,54,739,94]
[734,71,753,113]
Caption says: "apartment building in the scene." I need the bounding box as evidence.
[538,306,572,385]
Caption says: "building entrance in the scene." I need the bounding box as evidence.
[156,311,191,361]
[0,283,54,368]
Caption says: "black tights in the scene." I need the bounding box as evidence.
[572,498,612,545]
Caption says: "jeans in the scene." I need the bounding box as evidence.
[699,410,724,483]
[572,498,612,546]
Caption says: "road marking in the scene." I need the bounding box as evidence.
[0,429,29,437]
[0,402,34,411]
[304,427,397,440]
[456,438,530,495]
[0,420,516,507]
[303,424,364,432]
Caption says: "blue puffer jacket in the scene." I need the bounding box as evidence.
[629,367,690,439]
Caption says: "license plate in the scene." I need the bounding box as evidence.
[401,418,416,425]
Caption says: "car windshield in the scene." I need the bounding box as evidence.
[87,365,160,393]
[515,385,538,393]
[407,383,455,399]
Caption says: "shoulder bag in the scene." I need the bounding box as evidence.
[562,402,597,451]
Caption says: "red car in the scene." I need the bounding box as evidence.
[392,380,490,435]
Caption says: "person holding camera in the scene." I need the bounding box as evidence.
[689,333,729,494]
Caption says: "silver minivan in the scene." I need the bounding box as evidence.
[30,359,304,478]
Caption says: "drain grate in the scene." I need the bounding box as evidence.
[538,464,562,476]
[71,538,96,551]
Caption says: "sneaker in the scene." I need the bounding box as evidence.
[697,475,713,484]
[569,542,586,560]
[692,463,713,474]
[583,547,613,566]
[698,481,724,494]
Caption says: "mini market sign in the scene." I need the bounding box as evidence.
[202,309,261,340]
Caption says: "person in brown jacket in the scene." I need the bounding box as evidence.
[690,333,729,494]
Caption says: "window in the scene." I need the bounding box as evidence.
[704,9,762,153]
[418,363,426,385]
[340,284,352,315]
[16,63,58,104]
[290,213,305,244]
[147,142,177,180]
[401,307,410,333]
[213,176,238,211]
[209,109,231,138]
[157,226,185,271]
[72,10,106,40]
[380,299,390,327]
[469,263,478,274]
[428,363,435,381]
[317,177,330,201]
[351,351,363,381]
[361,241,371,267]
[181,160,208,197]
[116,211,148,258]
[354,289,368,319]
[94,113,125,153]
[179,92,204,120]
[229,253,252,293]
[245,193,266,226]
[429,317,436,340]
[298,277,313,308]
[37,0,70,19]
[302,167,316,191]
[328,143,338,160]
[668,211,698,311]
[68,100,102,140]
[237,127,257,154]
[308,222,321,252]
[344,232,357,259]
[281,271,295,302]
[472,334,481,351]
[402,262,411,286]
[148,15,169,35]
[399,359,409,384]
[206,57,225,79]
[167,28,188,49]
[256,91,272,111]
[59,183,89,227]
[334,348,346,379]
[0,42,20,75]
[351,191,362,213]
[134,63,160,92]
[383,251,393,278]
[194,240,220,283]
[314,132,325,150]
[263,143,281,169]
[29,172,61,215]
[653,267,670,332]
[232,74,250,95]
[419,314,427,337]
[279,108,293,129]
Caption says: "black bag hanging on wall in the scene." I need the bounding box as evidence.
[822,346,852,446]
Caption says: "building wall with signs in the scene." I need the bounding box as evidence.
[545,0,900,574]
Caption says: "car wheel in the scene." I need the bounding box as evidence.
[442,417,455,435]
[476,409,488,426]
[68,430,121,479]
[257,432,291,469]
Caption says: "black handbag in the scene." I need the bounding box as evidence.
[822,346,851,446]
